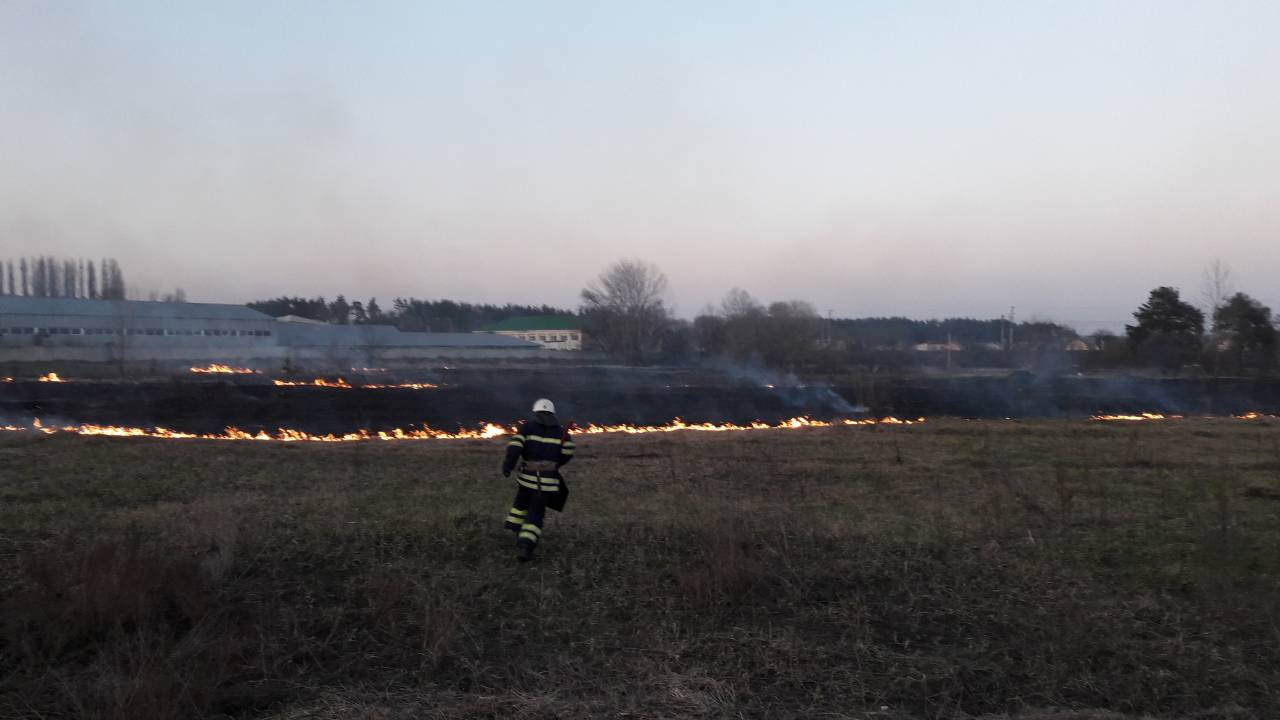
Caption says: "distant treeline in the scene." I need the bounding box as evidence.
[246,295,572,332]
[831,317,1074,348]
[247,259,1278,377]
[580,259,1279,375]
[0,257,126,300]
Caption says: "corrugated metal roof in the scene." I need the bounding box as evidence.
[480,315,580,332]
[0,296,274,322]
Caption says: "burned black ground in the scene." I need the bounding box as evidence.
[4,368,1280,435]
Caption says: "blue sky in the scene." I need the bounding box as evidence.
[2,1,1277,330]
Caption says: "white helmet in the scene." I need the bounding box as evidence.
[532,398,556,414]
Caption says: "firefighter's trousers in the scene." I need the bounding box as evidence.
[504,485,547,551]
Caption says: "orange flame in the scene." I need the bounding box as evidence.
[1090,412,1183,421]
[190,364,259,375]
[1090,412,1277,421]
[37,373,64,383]
[273,378,353,389]
[0,416,922,443]
[272,378,437,389]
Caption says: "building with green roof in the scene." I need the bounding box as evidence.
[479,315,583,351]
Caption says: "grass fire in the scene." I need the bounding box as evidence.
[270,378,440,389]
[3,7,1279,716]
[189,363,259,374]
[2,417,1279,719]
[0,415,920,443]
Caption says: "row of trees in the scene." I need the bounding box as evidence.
[246,295,570,332]
[830,317,1074,349]
[576,259,1080,365]
[577,259,1280,374]
[692,292,824,367]
[246,257,1275,374]
[578,260,833,365]
[1126,286,1276,372]
[0,257,127,300]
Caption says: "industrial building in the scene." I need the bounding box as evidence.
[0,296,541,364]
[480,315,584,351]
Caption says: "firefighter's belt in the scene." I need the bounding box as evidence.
[522,461,559,473]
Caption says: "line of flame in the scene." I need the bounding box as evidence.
[1090,412,1276,421]
[0,416,922,443]
[273,378,354,388]
[190,364,259,374]
[272,378,438,389]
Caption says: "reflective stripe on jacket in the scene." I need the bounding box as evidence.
[503,419,575,490]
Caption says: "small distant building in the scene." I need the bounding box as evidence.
[275,314,326,325]
[913,341,962,352]
[480,315,583,351]
[1065,338,1091,352]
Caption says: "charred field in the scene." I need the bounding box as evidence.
[5,366,1280,436]
[2,418,1280,719]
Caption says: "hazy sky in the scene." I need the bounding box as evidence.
[2,1,1278,332]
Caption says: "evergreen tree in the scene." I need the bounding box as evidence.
[247,296,330,321]
[20,258,29,296]
[1126,286,1205,369]
[329,295,351,325]
[87,261,97,299]
[1213,292,1277,371]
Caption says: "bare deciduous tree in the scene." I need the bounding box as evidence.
[580,259,672,360]
[1201,258,1234,317]
[721,288,764,319]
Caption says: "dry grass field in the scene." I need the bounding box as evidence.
[2,418,1279,719]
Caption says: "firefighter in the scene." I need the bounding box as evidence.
[501,398,575,562]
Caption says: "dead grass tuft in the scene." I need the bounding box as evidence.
[677,519,769,610]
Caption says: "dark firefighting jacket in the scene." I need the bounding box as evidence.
[503,420,575,502]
